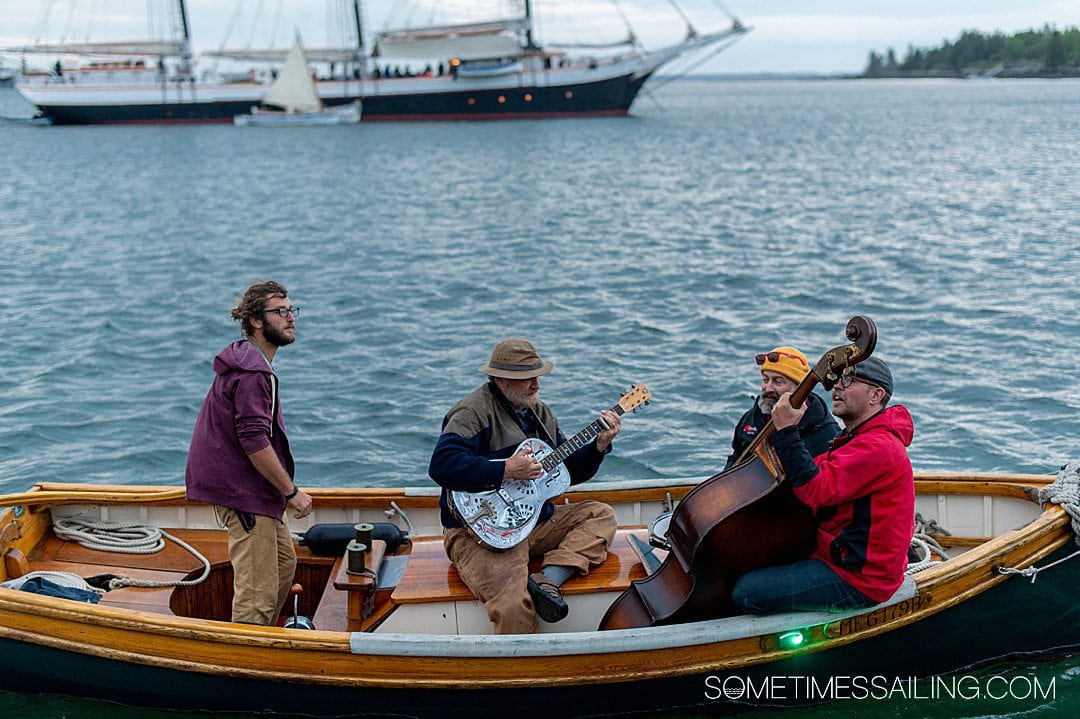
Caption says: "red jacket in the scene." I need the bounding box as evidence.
[772,405,915,602]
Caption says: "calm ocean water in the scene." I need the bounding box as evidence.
[1,77,1080,717]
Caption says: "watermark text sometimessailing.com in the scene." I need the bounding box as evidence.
[705,673,1056,703]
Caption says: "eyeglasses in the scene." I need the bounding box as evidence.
[839,373,878,390]
[755,350,808,367]
[263,306,299,318]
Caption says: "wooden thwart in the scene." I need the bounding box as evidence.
[391,529,652,605]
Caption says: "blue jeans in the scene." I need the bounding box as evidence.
[731,558,876,614]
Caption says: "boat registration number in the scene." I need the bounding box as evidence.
[824,592,933,639]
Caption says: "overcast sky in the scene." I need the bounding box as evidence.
[2,1,1079,74]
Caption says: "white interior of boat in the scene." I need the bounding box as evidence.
[347,577,919,657]
[13,473,1048,649]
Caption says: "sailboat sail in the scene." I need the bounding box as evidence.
[375,19,527,61]
[262,38,322,114]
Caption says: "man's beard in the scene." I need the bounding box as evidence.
[503,384,538,410]
[263,322,295,347]
[757,394,778,415]
[831,394,858,423]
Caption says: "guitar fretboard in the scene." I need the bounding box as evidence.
[539,403,626,473]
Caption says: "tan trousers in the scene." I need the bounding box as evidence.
[444,500,617,634]
[217,506,297,626]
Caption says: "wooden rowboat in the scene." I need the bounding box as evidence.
[0,470,1078,717]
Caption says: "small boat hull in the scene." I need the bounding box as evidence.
[1,549,1078,718]
[0,473,1075,717]
[234,100,361,126]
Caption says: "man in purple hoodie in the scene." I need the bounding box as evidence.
[186,279,313,625]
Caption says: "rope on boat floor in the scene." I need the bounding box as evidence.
[996,458,1080,584]
[52,516,211,590]
[905,537,941,574]
[905,513,951,574]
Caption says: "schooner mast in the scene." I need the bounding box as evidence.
[176,0,191,55]
[174,0,192,75]
[352,0,366,76]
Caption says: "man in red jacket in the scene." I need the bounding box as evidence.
[731,357,915,613]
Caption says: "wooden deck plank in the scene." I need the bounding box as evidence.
[38,528,231,572]
[27,558,190,586]
[25,558,186,613]
[24,529,348,627]
[391,529,653,604]
[38,528,332,572]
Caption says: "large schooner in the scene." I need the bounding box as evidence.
[11,0,750,125]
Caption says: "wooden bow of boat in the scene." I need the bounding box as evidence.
[0,471,1076,717]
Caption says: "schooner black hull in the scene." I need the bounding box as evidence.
[359,71,652,121]
[29,69,653,125]
[38,99,252,125]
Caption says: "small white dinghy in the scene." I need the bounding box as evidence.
[234,35,360,127]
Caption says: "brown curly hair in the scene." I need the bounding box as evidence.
[231,279,288,336]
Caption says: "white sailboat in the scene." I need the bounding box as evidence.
[233,35,360,127]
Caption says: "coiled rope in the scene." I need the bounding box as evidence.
[1041,459,1080,541]
[996,459,1080,583]
[52,515,211,590]
[905,512,951,574]
[906,537,939,574]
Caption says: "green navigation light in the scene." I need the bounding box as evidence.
[778,630,806,649]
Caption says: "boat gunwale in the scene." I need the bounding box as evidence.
[4,471,1055,510]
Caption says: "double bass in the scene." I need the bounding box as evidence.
[599,316,877,630]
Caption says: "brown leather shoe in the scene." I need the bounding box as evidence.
[527,572,569,622]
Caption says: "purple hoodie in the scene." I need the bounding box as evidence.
[185,340,294,518]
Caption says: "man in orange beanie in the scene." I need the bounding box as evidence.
[724,346,839,469]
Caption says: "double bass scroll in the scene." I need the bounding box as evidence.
[598,316,878,630]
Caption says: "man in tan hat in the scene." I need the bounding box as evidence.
[429,338,621,633]
[724,346,839,469]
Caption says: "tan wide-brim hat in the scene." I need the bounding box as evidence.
[479,338,554,379]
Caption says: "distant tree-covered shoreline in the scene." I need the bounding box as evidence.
[864,25,1080,78]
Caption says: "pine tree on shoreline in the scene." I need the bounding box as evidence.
[863,25,1080,78]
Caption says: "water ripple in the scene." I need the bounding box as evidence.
[2,80,1080,493]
